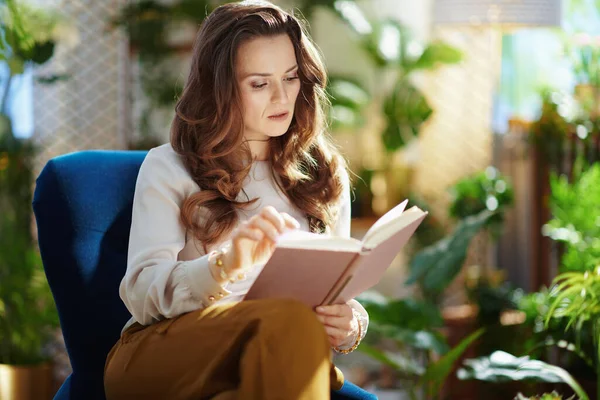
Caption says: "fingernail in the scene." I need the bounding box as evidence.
[316,307,324,312]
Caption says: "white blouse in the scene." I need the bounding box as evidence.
[119,143,369,348]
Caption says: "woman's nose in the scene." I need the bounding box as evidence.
[271,83,289,104]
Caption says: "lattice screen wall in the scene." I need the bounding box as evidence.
[414,26,498,222]
[31,0,130,175]
[414,26,500,304]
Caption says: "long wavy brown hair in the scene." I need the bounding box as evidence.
[171,0,350,250]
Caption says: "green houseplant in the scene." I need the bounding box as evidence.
[0,0,71,396]
[448,166,518,343]
[352,209,495,398]
[457,163,600,399]
[457,266,599,399]
[354,165,518,398]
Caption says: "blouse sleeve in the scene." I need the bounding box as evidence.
[119,148,231,326]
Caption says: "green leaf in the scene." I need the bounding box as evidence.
[0,136,59,365]
[406,210,495,300]
[332,2,371,37]
[419,328,484,398]
[35,73,71,85]
[407,41,462,72]
[331,2,405,68]
[544,268,600,353]
[515,361,588,400]
[14,40,54,65]
[515,391,572,400]
[359,296,444,330]
[359,343,425,376]
[458,350,589,400]
[327,77,369,130]
[328,77,370,109]
[448,167,514,236]
[458,351,563,383]
[7,57,24,75]
[544,164,600,273]
[370,324,450,354]
[359,20,403,67]
[381,79,432,152]
[330,105,364,130]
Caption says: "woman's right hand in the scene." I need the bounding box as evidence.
[222,206,300,277]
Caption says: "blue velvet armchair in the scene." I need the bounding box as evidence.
[32,150,376,400]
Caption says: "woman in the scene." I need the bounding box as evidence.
[104,1,369,399]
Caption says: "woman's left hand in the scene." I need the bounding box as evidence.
[315,303,359,348]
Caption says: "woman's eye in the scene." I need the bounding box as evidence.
[252,82,267,89]
[285,76,299,82]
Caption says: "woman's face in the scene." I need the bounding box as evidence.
[235,34,301,141]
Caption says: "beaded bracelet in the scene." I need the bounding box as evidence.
[333,308,363,354]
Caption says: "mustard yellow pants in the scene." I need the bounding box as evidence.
[104,298,344,400]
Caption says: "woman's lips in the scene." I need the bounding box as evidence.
[268,112,289,121]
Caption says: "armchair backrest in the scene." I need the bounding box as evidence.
[33,150,147,398]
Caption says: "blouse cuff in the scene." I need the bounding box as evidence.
[183,255,232,306]
[335,299,369,351]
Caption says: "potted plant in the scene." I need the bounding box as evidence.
[354,169,515,398]
[448,166,517,355]
[0,1,74,397]
[351,208,495,398]
[457,163,600,399]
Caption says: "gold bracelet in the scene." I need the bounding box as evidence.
[333,309,363,354]
[209,246,245,284]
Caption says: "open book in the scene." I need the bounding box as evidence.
[243,200,428,307]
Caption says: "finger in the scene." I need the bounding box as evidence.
[324,326,349,345]
[315,304,351,317]
[280,212,301,230]
[260,206,286,233]
[248,216,280,241]
[236,226,264,241]
[315,314,352,331]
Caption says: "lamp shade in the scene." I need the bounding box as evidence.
[433,0,562,27]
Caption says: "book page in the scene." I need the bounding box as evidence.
[361,200,407,246]
[275,229,362,252]
[361,206,427,250]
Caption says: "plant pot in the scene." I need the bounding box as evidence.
[0,362,53,400]
[441,304,480,400]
